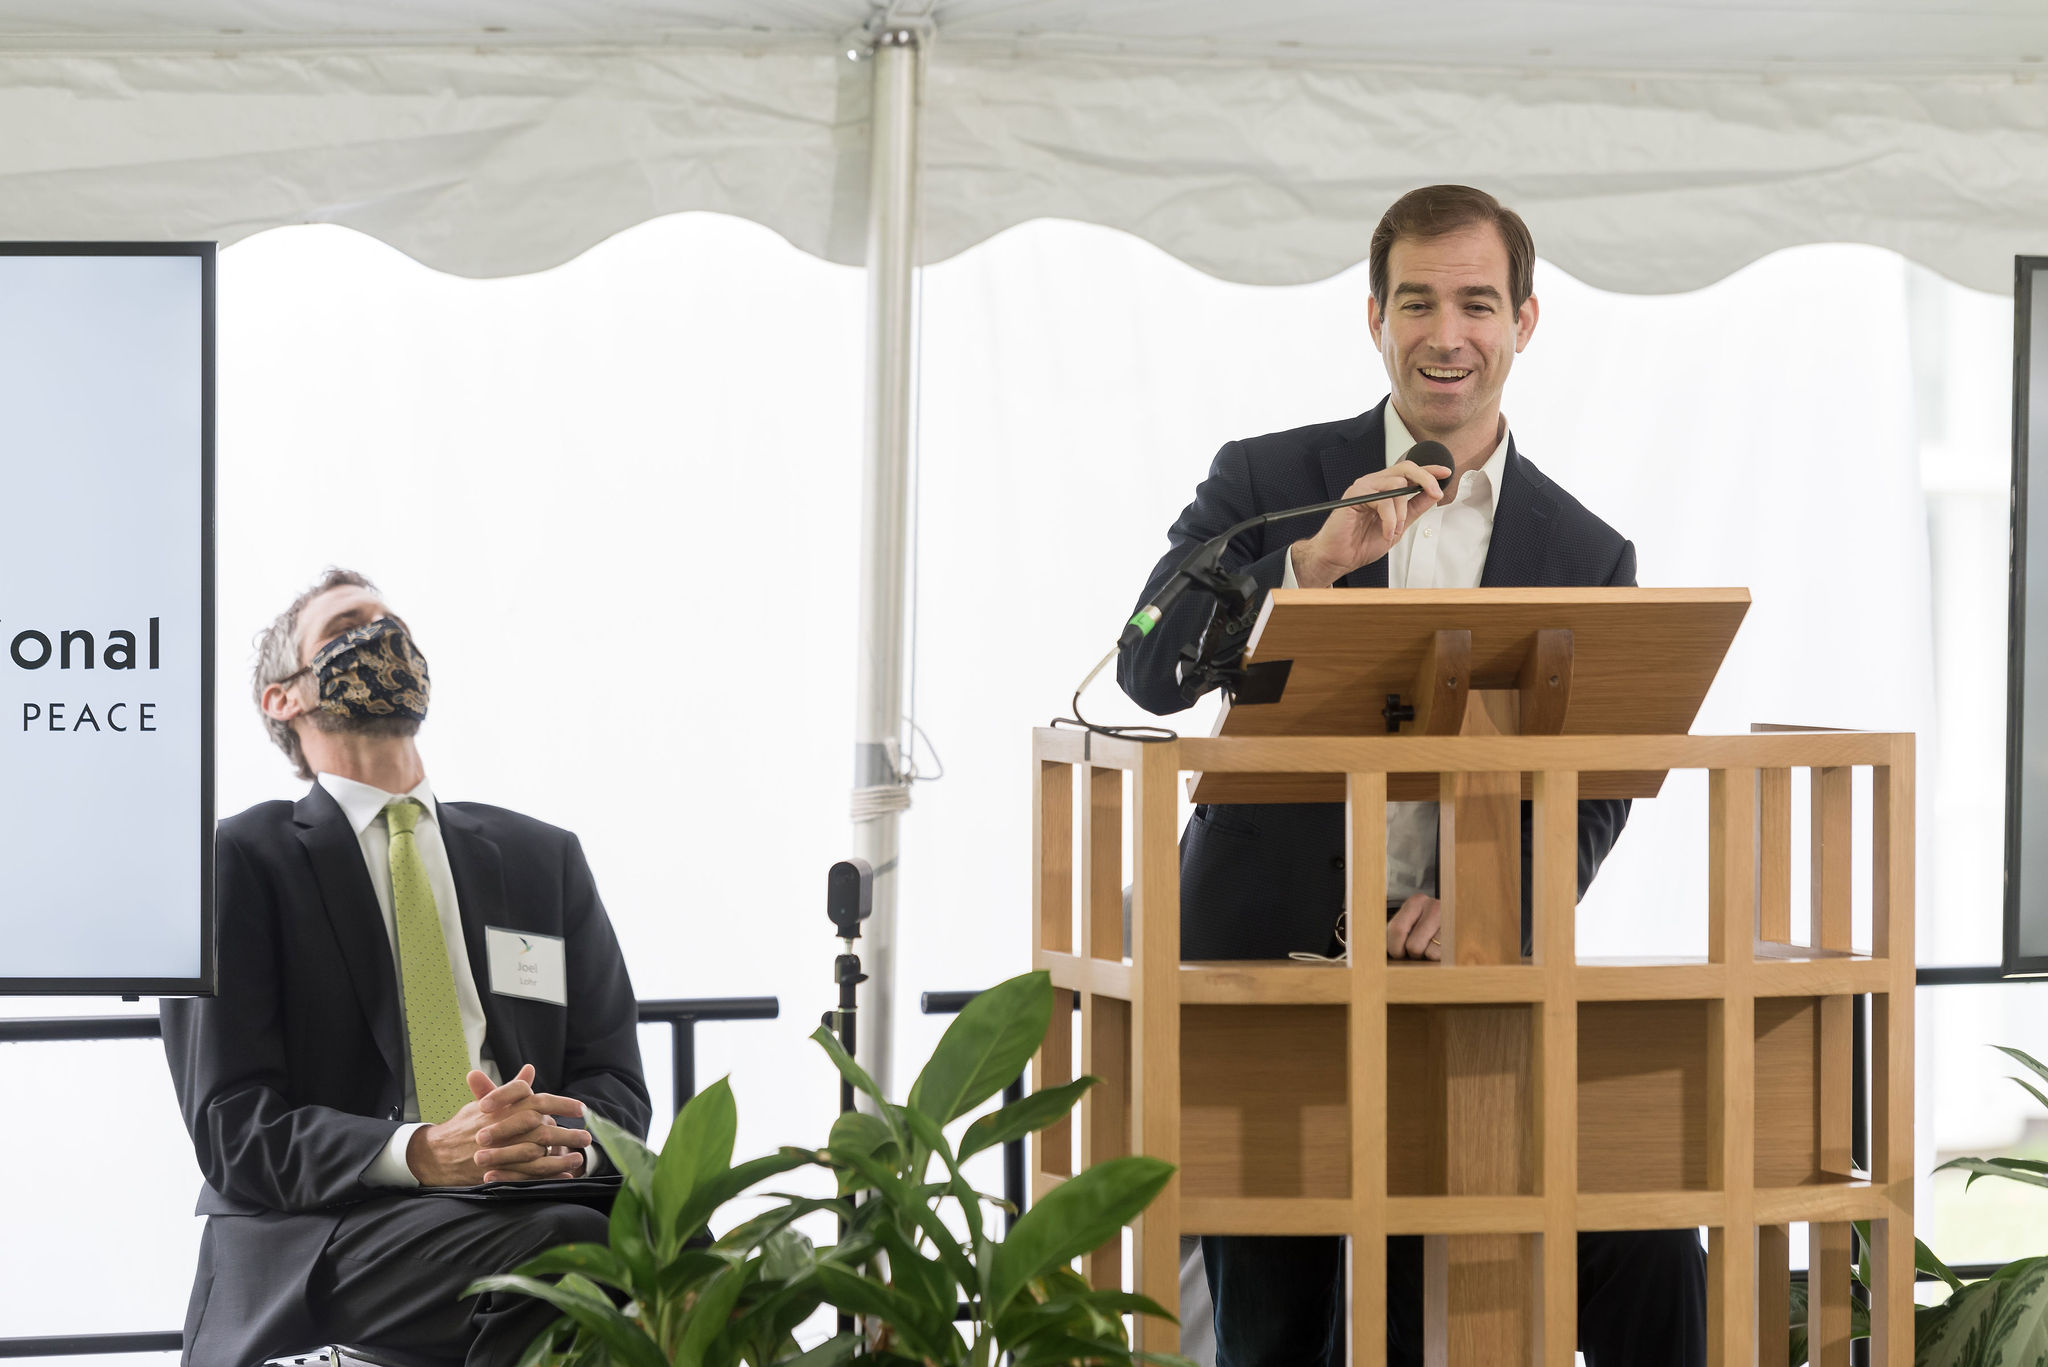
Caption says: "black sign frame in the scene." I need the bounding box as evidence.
[2006,255,2048,978]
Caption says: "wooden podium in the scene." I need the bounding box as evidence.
[1031,588,1915,1365]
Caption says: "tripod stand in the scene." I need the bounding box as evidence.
[818,858,873,1338]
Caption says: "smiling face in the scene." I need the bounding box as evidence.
[1368,222,1538,458]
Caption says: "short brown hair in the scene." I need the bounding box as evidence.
[253,567,380,780]
[1370,185,1535,312]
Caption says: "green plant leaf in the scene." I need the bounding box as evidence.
[829,1109,905,1194]
[511,1317,570,1367]
[831,1109,903,1163]
[1914,1298,1955,1359]
[1936,1157,2048,1193]
[714,1196,849,1260]
[1993,1044,2048,1092]
[740,1279,830,1364]
[1919,1276,2006,1367]
[509,1241,637,1293]
[1982,1256,2048,1365]
[871,1219,958,1320]
[672,1148,818,1247]
[2006,1075,2048,1115]
[1991,1255,2048,1283]
[997,1289,1176,1350]
[670,1258,747,1367]
[812,1262,959,1361]
[759,1226,816,1282]
[585,1112,657,1203]
[607,1178,657,1292]
[897,1103,987,1252]
[811,1026,897,1125]
[825,1139,978,1294]
[463,1272,668,1367]
[988,1155,1174,1319]
[1011,1331,1134,1366]
[652,1076,739,1253]
[1916,1237,1965,1294]
[654,1248,728,1302]
[960,1077,1100,1163]
[909,971,1054,1126]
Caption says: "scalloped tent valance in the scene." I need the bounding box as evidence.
[2,1,2045,292]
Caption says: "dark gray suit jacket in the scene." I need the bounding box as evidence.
[160,785,650,1366]
[1117,398,1638,960]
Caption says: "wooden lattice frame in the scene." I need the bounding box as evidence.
[1029,725,1915,1366]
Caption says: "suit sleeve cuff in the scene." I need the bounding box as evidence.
[364,1123,427,1189]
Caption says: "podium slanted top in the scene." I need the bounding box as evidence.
[1191,586,1750,804]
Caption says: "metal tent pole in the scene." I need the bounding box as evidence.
[849,23,922,1098]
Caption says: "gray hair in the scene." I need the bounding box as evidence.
[253,567,380,781]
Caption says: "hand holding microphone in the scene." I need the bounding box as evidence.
[1288,442,1453,589]
[1117,440,1456,653]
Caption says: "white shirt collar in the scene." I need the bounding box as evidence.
[1383,400,1511,518]
[317,771,439,837]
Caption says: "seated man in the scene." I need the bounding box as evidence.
[162,568,650,1367]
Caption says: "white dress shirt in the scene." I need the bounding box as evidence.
[319,772,501,1188]
[1283,404,1513,902]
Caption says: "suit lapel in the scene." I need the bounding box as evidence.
[1316,399,1390,589]
[437,802,526,1079]
[1480,438,1558,587]
[292,785,406,1089]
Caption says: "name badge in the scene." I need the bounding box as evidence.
[485,926,568,1006]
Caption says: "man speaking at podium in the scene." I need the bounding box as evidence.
[1118,186,1706,1366]
[162,569,649,1367]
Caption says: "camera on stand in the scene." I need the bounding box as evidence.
[820,858,873,1115]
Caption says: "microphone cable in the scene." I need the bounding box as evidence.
[1053,443,1451,741]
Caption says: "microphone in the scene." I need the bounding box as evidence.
[1118,441,1453,650]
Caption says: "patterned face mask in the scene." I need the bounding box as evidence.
[305,616,431,723]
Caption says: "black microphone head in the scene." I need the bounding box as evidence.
[1405,440,1453,472]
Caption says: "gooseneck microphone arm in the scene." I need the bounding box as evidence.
[1061,441,1450,741]
[1118,474,1439,652]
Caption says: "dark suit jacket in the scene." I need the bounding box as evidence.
[160,785,650,1366]
[1117,398,1637,960]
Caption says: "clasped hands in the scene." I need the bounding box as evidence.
[406,1063,593,1186]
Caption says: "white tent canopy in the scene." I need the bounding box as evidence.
[4,0,2038,1097]
[5,0,2047,292]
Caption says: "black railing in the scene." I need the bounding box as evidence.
[0,996,779,1362]
[637,996,782,1108]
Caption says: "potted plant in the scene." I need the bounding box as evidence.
[471,970,1195,1366]
[1790,1044,2048,1365]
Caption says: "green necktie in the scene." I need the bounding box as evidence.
[386,798,471,1124]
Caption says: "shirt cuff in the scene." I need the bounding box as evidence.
[1281,544,1300,590]
[582,1134,606,1177]
[364,1122,428,1188]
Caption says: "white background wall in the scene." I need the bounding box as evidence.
[2,212,2042,1360]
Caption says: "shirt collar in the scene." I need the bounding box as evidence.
[317,771,439,837]
[1383,401,1511,518]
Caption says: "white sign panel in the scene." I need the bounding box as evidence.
[0,246,212,993]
